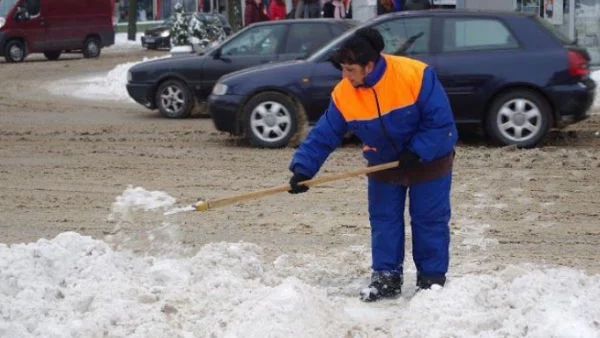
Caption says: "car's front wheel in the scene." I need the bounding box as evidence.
[485,89,552,148]
[155,79,194,118]
[4,40,26,63]
[243,92,305,148]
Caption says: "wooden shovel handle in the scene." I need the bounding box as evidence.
[202,160,399,211]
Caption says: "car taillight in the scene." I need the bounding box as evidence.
[568,50,589,77]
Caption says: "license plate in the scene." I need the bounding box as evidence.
[144,36,155,43]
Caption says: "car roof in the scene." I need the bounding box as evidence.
[251,18,359,26]
[370,8,534,23]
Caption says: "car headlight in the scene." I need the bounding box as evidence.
[0,17,5,29]
[212,83,228,96]
[127,70,132,82]
[160,30,170,38]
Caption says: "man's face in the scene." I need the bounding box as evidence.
[341,62,374,87]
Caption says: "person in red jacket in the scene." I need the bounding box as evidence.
[269,0,287,20]
[244,0,269,26]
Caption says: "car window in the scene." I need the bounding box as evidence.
[442,18,519,52]
[373,17,432,55]
[221,24,286,56]
[25,0,40,16]
[284,23,333,55]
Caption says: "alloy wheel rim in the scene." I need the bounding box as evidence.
[160,85,185,115]
[9,45,23,61]
[88,41,99,56]
[496,98,542,143]
[250,101,292,143]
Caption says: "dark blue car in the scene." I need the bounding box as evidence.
[208,10,595,148]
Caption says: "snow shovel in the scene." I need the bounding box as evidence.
[164,160,399,216]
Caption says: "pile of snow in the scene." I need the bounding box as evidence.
[48,55,169,103]
[1,233,599,337]
[106,33,145,51]
[1,187,599,338]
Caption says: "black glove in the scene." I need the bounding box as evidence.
[288,172,310,194]
[398,150,421,170]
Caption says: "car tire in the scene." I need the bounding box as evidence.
[243,91,305,148]
[44,51,61,60]
[485,89,552,148]
[4,40,26,63]
[83,37,101,58]
[155,79,194,118]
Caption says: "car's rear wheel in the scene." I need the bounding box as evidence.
[243,92,304,148]
[44,51,61,60]
[485,89,552,148]
[4,40,26,63]
[83,37,101,58]
[155,79,194,118]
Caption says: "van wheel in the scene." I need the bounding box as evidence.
[485,89,551,148]
[44,51,61,60]
[83,37,101,58]
[155,79,194,118]
[4,40,26,63]
[243,92,302,148]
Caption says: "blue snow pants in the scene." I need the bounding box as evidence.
[367,172,452,277]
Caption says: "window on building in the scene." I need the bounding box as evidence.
[442,18,519,52]
[221,24,287,56]
[284,23,334,55]
[373,17,432,55]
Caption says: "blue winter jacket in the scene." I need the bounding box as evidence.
[289,54,458,178]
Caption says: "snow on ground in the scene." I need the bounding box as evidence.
[107,32,146,51]
[0,186,599,338]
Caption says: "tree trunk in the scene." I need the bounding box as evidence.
[226,0,242,33]
[128,0,137,41]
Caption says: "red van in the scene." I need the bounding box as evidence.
[0,0,115,62]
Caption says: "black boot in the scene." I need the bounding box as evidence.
[359,271,403,302]
[416,274,446,290]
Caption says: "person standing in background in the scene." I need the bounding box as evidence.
[244,0,269,26]
[269,0,287,20]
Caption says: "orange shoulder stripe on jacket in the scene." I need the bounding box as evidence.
[332,55,427,122]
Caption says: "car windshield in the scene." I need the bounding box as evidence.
[307,27,358,62]
[0,0,18,17]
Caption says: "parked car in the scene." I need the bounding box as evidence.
[0,0,115,62]
[141,16,179,50]
[208,10,595,148]
[141,12,232,50]
[127,18,358,118]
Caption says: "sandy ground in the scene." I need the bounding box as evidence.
[1,49,599,284]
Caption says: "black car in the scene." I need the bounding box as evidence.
[141,13,232,50]
[128,19,359,118]
[141,16,180,50]
[208,10,595,148]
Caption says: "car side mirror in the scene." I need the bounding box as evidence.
[213,48,222,59]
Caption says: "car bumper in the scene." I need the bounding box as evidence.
[548,78,596,127]
[208,94,244,134]
[141,36,170,49]
[126,82,155,109]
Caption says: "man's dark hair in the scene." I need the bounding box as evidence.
[335,27,385,66]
